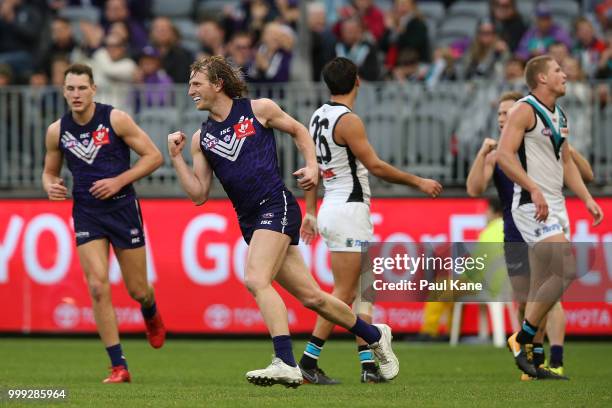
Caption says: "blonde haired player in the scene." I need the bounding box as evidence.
[497,55,603,378]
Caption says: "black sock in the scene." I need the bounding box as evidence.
[516,320,538,344]
[300,336,325,370]
[532,343,545,367]
[550,345,563,368]
[358,345,376,371]
[141,301,157,320]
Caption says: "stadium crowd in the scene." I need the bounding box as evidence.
[0,0,611,90]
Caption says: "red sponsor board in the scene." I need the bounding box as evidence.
[0,198,611,335]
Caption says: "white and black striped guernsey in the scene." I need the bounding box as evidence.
[512,94,568,210]
[309,101,371,205]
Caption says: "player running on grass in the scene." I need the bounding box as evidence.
[168,56,399,387]
[42,63,167,384]
[496,55,603,378]
[298,57,442,384]
[467,90,593,380]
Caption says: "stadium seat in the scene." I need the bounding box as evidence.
[450,302,520,347]
[548,0,580,19]
[197,0,236,20]
[173,18,198,41]
[152,0,195,18]
[436,15,478,48]
[58,6,100,23]
[418,1,445,23]
[448,1,489,20]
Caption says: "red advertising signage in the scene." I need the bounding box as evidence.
[1,198,611,335]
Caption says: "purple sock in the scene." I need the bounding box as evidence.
[349,318,381,345]
[106,343,127,368]
[272,335,296,367]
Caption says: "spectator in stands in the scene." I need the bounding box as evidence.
[573,17,607,79]
[380,0,430,74]
[548,42,570,65]
[489,0,526,52]
[515,2,572,61]
[387,48,428,82]
[133,45,173,111]
[463,19,509,80]
[595,1,612,32]
[102,0,148,53]
[197,19,226,58]
[88,33,136,108]
[333,17,380,81]
[150,17,194,84]
[50,56,71,87]
[308,1,336,81]
[0,63,13,86]
[78,19,105,56]
[423,46,457,88]
[247,22,294,83]
[226,31,254,76]
[36,17,77,78]
[275,0,299,29]
[334,0,385,42]
[239,0,277,41]
[0,0,44,83]
[596,31,612,79]
[503,56,524,85]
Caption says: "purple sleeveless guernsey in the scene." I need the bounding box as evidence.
[59,103,135,210]
[199,98,286,216]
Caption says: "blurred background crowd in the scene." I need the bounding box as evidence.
[0,0,611,89]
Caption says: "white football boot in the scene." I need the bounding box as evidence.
[369,324,399,380]
[246,357,303,388]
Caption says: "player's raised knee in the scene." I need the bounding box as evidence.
[300,289,326,310]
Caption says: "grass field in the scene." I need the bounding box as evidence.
[1,338,612,407]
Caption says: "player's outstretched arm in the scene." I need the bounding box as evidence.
[337,113,442,197]
[42,120,68,200]
[89,109,164,200]
[251,98,318,190]
[168,130,212,205]
[568,143,594,183]
[466,138,497,197]
[497,103,548,222]
[562,143,603,226]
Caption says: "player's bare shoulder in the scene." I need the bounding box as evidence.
[109,108,133,135]
[335,112,366,145]
[251,98,279,127]
[45,119,61,147]
[509,101,536,130]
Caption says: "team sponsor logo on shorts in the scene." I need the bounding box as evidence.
[262,212,274,219]
[260,220,272,225]
[92,126,110,146]
[75,231,90,238]
[131,237,141,244]
[534,223,562,238]
[233,117,256,139]
[346,238,368,248]
[130,228,139,236]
